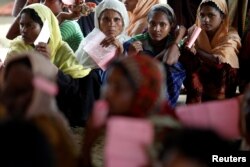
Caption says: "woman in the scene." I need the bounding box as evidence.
[1,52,78,167]
[80,54,177,167]
[124,4,186,107]
[6,4,98,126]
[6,3,90,78]
[1,52,77,167]
[123,0,161,36]
[75,0,130,82]
[183,0,241,103]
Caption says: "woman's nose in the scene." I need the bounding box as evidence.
[153,24,161,31]
[203,16,209,23]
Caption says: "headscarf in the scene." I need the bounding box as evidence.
[1,52,78,167]
[109,54,166,118]
[195,0,241,68]
[7,3,90,78]
[94,0,129,34]
[126,0,160,36]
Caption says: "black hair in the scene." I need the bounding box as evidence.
[4,57,32,80]
[20,8,43,28]
[107,59,138,91]
[147,5,177,34]
[0,120,55,167]
[159,128,234,166]
[200,1,225,16]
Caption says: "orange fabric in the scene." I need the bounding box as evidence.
[195,0,241,68]
[126,0,160,36]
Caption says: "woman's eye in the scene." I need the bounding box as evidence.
[114,17,121,22]
[160,23,166,28]
[149,22,156,27]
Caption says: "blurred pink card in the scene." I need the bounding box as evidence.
[105,117,153,167]
[91,100,109,128]
[176,98,240,139]
[33,76,58,96]
[83,28,117,70]
[186,26,201,48]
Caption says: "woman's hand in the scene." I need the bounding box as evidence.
[175,25,187,39]
[35,42,51,59]
[127,41,143,56]
[100,36,124,55]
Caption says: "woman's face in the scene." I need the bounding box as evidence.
[19,13,42,45]
[2,63,33,117]
[123,0,138,12]
[99,9,124,37]
[102,67,134,116]
[148,11,171,42]
[199,5,223,36]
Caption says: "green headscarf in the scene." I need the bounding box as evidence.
[7,3,90,78]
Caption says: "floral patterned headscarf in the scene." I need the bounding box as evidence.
[109,54,166,118]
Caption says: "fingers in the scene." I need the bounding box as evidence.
[35,42,50,58]
[130,41,143,53]
[100,37,117,48]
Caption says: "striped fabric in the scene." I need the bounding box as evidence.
[60,20,84,52]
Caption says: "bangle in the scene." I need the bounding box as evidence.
[173,42,181,49]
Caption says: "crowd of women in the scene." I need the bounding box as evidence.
[0,0,250,166]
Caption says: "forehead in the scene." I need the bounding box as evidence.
[20,13,34,22]
[100,9,122,18]
[148,11,169,22]
[200,5,220,14]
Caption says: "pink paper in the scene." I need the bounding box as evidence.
[62,0,75,5]
[33,76,58,96]
[105,117,153,167]
[91,100,109,128]
[175,98,240,139]
[186,26,202,48]
[83,29,117,70]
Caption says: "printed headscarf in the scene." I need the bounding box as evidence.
[110,54,166,118]
[7,3,90,78]
[195,0,241,68]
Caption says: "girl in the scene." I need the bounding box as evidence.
[124,4,186,107]
[183,0,241,103]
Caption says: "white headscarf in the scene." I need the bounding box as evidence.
[94,0,129,34]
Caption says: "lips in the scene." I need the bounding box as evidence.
[202,24,211,29]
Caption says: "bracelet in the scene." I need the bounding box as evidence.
[173,42,181,49]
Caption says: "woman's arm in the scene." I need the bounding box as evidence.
[6,15,21,40]
[163,25,187,65]
[196,48,219,66]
